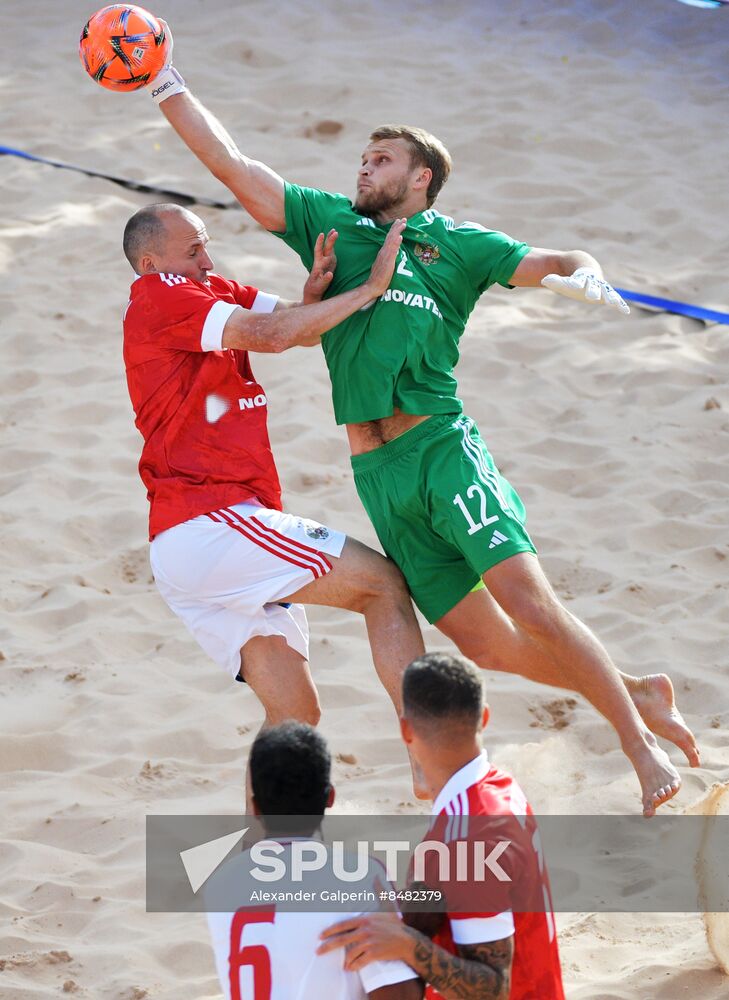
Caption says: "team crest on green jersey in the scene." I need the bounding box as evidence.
[414,242,441,265]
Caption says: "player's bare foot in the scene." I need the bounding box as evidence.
[629,673,700,768]
[627,738,682,818]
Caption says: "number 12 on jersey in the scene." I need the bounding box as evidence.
[453,485,499,536]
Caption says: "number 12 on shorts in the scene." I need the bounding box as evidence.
[453,485,499,536]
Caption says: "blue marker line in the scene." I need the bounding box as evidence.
[0,144,42,161]
[0,143,234,209]
[615,288,729,326]
[675,1,729,9]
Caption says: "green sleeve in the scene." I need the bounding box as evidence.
[455,222,531,295]
[272,182,351,271]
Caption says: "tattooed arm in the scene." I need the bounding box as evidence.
[403,927,513,1000]
[318,912,513,1000]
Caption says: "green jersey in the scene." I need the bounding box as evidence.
[274,183,530,424]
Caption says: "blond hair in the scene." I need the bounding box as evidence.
[369,125,452,207]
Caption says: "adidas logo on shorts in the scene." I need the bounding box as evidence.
[489,530,509,550]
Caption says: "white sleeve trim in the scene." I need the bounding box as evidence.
[359,959,419,992]
[201,300,239,351]
[450,911,515,944]
[250,290,279,314]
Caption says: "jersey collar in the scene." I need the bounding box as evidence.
[431,749,490,816]
[406,210,427,227]
[361,210,427,229]
[131,271,213,285]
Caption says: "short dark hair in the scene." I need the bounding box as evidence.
[369,124,452,207]
[402,652,484,730]
[249,721,331,819]
[122,204,173,271]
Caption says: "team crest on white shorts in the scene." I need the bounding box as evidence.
[299,519,330,540]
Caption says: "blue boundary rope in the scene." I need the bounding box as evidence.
[2,143,727,324]
[615,288,729,326]
[0,144,236,210]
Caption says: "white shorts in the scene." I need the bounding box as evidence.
[150,501,346,680]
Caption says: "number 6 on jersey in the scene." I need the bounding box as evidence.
[229,909,275,1000]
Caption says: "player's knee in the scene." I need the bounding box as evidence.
[511,594,566,645]
[301,701,322,727]
[347,551,408,615]
[266,699,321,728]
[456,639,510,675]
[366,557,412,613]
[294,690,322,727]
[261,682,321,728]
[379,555,410,596]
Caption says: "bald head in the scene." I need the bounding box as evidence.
[122,204,213,282]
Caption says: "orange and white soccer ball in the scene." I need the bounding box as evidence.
[79,4,170,92]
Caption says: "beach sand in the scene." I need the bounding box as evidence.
[1,0,728,995]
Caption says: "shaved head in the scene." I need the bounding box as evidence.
[403,652,484,736]
[122,204,214,282]
[122,204,200,271]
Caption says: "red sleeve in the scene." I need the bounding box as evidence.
[215,276,279,314]
[131,274,240,353]
[209,277,261,371]
[224,279,259,310]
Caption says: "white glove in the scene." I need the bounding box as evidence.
[541,267,630,315]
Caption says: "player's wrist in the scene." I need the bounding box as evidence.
[146,65,187,104]
[361,278,383,302]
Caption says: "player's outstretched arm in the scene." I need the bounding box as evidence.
[148,59,286,231]
[221,220,405,352]
[510,247,629,314]
[160,90,285,231]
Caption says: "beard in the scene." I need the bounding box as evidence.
[354,175,410,216]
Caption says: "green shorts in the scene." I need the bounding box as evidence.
[351,413,536,622]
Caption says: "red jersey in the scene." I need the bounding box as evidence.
[123,272,282,539]
[425,751,565,1000]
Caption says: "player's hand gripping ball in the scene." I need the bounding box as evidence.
[79,5,170,91]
